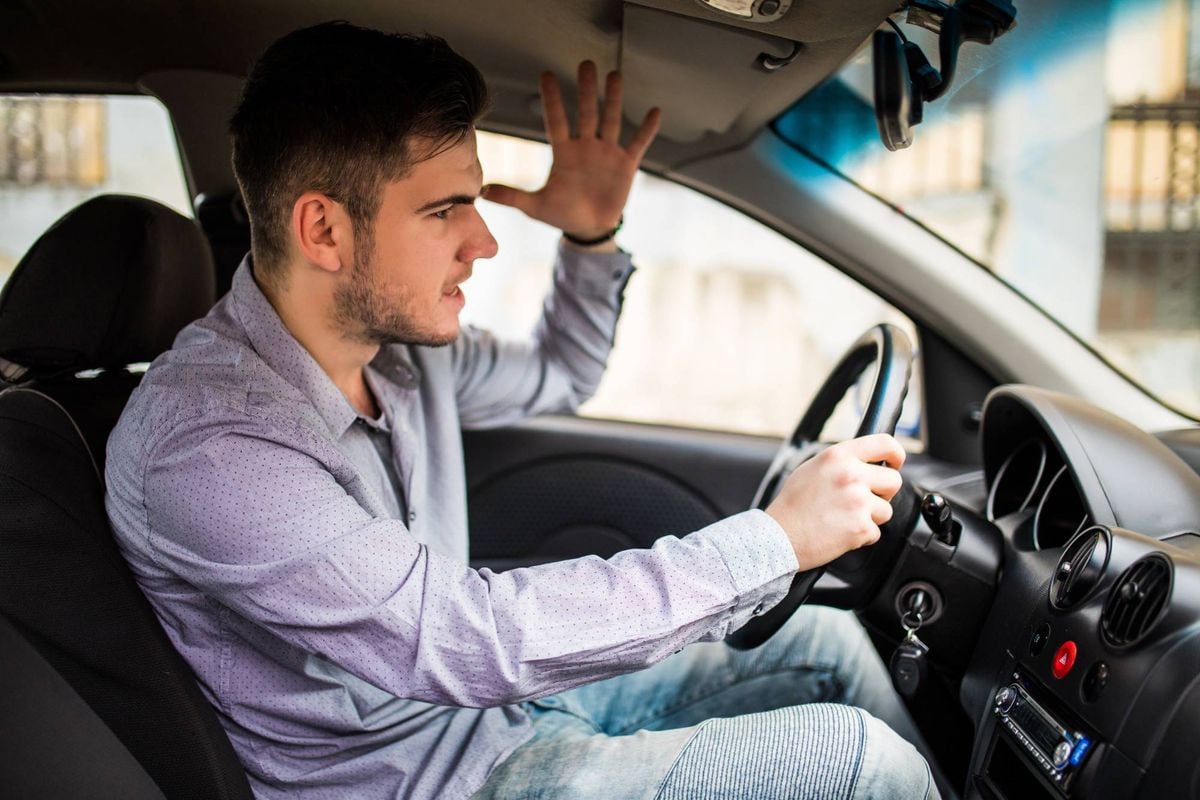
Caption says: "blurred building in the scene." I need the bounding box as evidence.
[781,0,1199,415]
[0,96,190,282]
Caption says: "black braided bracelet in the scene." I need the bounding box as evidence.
[562,216,623,246]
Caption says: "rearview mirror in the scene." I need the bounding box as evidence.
[872,1,1017,150]
[872,30,920,151]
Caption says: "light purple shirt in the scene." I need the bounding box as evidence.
[105,244,799,799]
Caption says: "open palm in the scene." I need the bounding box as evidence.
[484,61,661,240]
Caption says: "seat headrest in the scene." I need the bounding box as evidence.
[0,195,217,377]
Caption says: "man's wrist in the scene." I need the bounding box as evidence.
[562,216,623,247]
[561,236,619,254]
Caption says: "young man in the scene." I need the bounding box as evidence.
[106,21,938,800]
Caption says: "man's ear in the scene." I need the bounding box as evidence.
[291,192,350,274]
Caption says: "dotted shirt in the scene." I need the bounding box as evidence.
[104,244,799,800]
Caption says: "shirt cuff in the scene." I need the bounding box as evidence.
[694,509,800,635]
[554,240,635,300]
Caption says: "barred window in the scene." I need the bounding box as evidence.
[0,97,106,187]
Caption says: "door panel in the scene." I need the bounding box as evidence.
[464,415,778,569]
[464,414,978,579]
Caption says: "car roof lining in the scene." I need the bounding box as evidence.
[0,0,894,195]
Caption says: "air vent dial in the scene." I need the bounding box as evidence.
[1050,526,1110,610]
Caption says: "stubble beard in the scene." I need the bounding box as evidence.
[332,245,457,348]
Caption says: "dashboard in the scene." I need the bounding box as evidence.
[939,386,1200,799]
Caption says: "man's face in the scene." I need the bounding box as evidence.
[332,129,497,347]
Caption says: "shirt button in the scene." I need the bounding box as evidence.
[408,510,417,523]
[752,603,765,616]
[611,269,624,280]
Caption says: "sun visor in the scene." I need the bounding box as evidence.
[620,3,799,142]
[628,0,901,42]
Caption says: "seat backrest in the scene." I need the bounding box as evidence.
[0,194,218,468]
[0,386,253,799]
[0,610,166,799]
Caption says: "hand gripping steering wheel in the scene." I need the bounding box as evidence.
[726,323,919,650]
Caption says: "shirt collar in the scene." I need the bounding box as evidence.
[230,256,361,438]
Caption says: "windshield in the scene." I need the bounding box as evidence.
[776,0,1200,419]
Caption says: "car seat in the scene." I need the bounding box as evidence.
[0,195,253,799]
[0,194,217,468]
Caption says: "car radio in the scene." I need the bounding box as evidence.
[992,677,1095,792]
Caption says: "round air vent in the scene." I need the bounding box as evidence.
[1050,526,1110,610]
[1101,553,1173,649]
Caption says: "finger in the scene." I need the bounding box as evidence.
[600,70,623,143]
[625,107,661,163]
[539,72,569,145]
[576,60,599,138]
[482,183,536,215]
[861,462,903,501]
[870,496,894,528]
[844,433,905,471]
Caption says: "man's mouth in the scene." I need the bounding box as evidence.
[443,273,470,299]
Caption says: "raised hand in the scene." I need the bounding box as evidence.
[484,61,661,240]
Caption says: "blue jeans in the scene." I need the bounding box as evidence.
[473,606,939,799]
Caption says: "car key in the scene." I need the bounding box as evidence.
[890,611,929,698]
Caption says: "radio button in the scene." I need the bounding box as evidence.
[1082,662,1108,702]
[1052,641,1077,679]
[1030,622,1051,656]
[1053,741,1072,768]
[1070,736,1093,766]
[995,685,1017,713]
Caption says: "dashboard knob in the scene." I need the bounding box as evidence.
[995,685,1016,713]
[1053,741,1072,769]
[921,493,961,546]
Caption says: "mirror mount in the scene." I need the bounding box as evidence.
[873,0,1017,149]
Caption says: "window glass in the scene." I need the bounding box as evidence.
[778,0,1199,418]
[468,131,922,444]
[0,95,191,288]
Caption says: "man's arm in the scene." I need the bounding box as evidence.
[135,413,797,708]
[451,241,631,427]
[450,63,657,424]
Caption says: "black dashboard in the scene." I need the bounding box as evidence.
[859,385,1200,799]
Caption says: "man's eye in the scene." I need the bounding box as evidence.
[433,207,452,220]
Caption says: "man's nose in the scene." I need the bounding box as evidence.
[462,208,499,261]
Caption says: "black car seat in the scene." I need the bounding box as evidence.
[0,194,217,468]
[0,610,166,799]
[0,195,253,799]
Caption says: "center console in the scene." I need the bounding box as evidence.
[963,526,1200,799]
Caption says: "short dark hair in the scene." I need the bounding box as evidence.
[230,21,489,281]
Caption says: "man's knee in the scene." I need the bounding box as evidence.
[655,704,936,800]
[856,709,939,800]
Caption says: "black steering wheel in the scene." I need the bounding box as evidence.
[726,323,919,650]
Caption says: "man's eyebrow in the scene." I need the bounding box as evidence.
[414,194,478,214]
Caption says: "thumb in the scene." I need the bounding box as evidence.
[482,184,537,214]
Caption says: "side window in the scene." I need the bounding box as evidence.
[0,95,191,289]
[469,131,923,444]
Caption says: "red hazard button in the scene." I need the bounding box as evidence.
[1052,641,1077,679]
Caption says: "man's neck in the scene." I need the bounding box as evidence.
[255,265,381,419]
